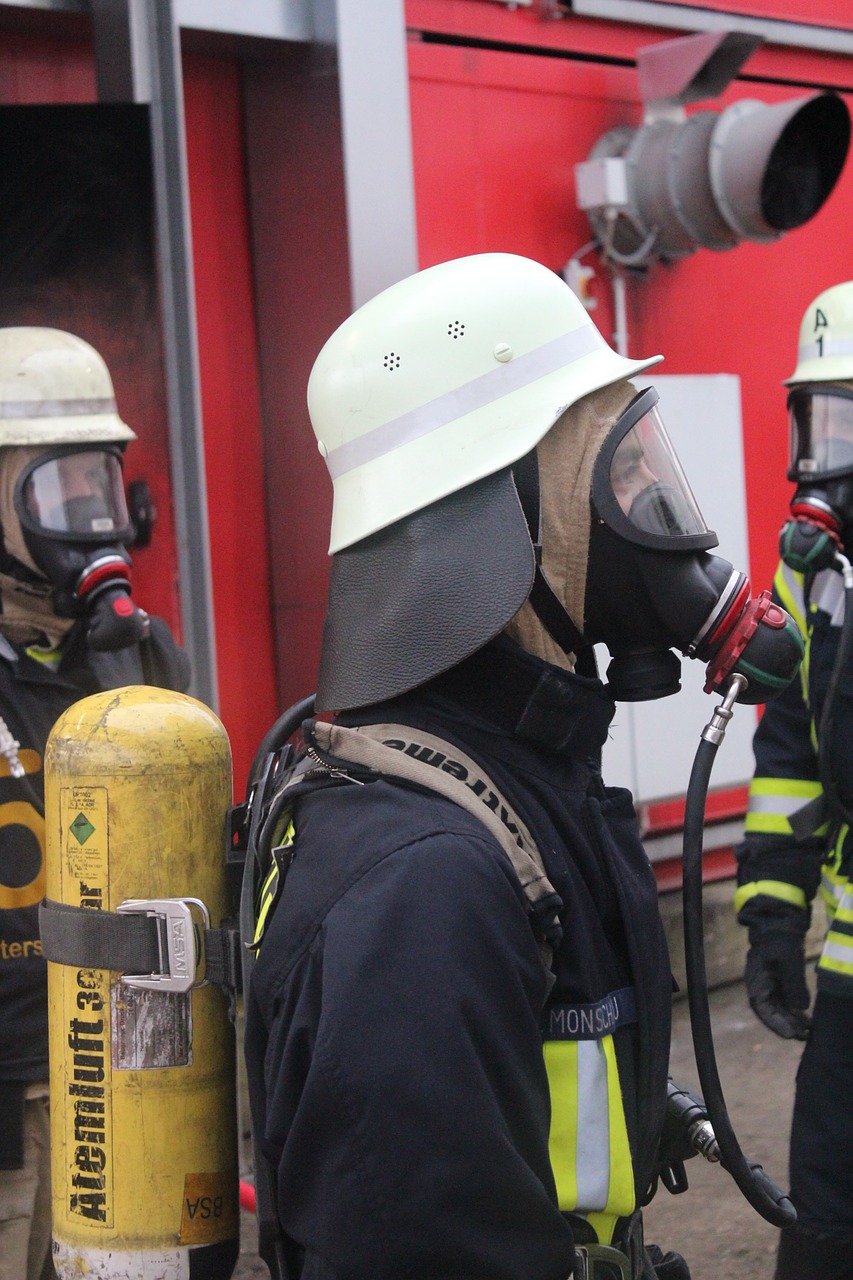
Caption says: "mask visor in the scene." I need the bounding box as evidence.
[592,387,717,550]
[787,385,853,482]
[16,447,132,543]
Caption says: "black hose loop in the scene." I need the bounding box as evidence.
[247,694,316,789]
[682,734,797,1228]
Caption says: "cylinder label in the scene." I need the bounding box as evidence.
[112,987,191,1070]
[59,785,114,1228]
[180,1171,239,1245]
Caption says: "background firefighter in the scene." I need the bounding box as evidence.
[243,254,803,1280]
[736,280,853,1280]
[0,327,189,1280]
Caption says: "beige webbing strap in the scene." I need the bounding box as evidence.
[311,720,559,932]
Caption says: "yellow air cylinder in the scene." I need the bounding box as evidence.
[44,686,238,1280]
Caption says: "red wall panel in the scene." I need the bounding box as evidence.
[0,29,94,103]
[183,53,279,792]
[241,48,352,716]
[407,29,853,605]
[653,0,844,25]
[0,35,183,648]
[406,2,853,95]
[0,28,277,792]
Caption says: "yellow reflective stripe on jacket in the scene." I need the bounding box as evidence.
[774,562,806,636]
[253,819,296,947]
[743,777,823,836]
[819,938,853,977]
[820,827,850,920]
[820,874,853,976]
[734,879,809,913]
[774,562,811,705]
[543,1034,634,1246]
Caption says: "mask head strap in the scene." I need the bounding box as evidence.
[511,447,592,669]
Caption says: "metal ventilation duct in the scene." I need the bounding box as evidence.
[576,32,851,267]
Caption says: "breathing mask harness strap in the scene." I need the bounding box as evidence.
[511,450,595,674]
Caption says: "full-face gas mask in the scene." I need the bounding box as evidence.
[778,383,853,572]
[577,388,803,702]
[11,444,149,651]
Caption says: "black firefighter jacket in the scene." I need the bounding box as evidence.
[245,637,674,1280]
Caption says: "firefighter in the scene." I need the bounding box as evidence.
[736,279,853,1280]
[0,327,189,1280]
[243,253,803,1280]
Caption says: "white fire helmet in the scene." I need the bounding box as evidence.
[0,327,136,446]
[784,280,853,385]
[308,253,662,553]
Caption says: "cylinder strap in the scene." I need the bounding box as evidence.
[38,898,241,993]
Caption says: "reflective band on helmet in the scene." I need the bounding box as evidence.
[325,326,606,480]
[0,397,117,419]
[798,338,853,362]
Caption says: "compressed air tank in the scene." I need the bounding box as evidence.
[44,686,238,1280]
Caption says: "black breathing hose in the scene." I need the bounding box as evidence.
[247,693,316,789]
[681,674,797,1228]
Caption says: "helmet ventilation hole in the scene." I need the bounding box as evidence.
[383,352,401,370]
[448,321,465,339]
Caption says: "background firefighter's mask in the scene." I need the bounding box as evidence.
[787,383,853,484]
[12,444,149,651]
[780,384,853,569]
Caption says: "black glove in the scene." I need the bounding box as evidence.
[644,1244,691,1279]
[744,913,811,1040]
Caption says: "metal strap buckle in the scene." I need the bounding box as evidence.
[116,897,210,993]
[573,1242,633,1280]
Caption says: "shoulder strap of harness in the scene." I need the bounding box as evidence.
[307,719,561,952]
[39,712,562,997]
